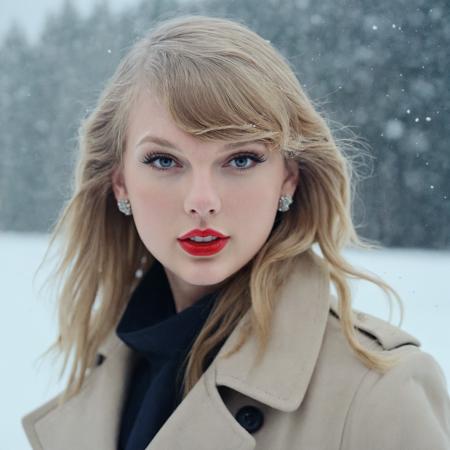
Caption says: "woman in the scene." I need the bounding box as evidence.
[21,14,450,450]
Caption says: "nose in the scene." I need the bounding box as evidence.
[184,173,221,219]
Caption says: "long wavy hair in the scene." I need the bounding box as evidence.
[38,14,404,406]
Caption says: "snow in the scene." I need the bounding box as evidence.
[384,118,405,140]
[1,232,449,449]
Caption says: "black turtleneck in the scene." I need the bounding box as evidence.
[115,260,223,450]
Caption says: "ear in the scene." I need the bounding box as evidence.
[282,158,300,197]
[111,165,128,201]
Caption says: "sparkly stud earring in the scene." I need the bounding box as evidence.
[278,195,293,212]
[117,198,132,216]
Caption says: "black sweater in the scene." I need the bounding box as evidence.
[115,260,223,450]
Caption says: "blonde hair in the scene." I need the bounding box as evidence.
[38,14,404,406]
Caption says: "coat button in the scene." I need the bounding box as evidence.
[235,405,264,433]
[95,353,105,366]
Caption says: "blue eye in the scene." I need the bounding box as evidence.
[141,154,177,171]
[229,155,260,170]
[149,155,175,170]
[142,152,267,172]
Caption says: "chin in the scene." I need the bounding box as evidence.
[182,269,229,287]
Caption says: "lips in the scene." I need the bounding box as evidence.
[177,228,230,256]
[178,228,229,240]
[178,235,230,256]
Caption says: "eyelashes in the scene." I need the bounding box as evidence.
[141,151,267,172]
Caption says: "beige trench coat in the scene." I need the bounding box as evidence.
[22,252,450,449]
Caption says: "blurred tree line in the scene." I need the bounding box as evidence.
[0,0,448,248]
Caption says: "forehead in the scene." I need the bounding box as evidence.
[126,89,269,152]
[126,90,199,153]
[127,90,173,137]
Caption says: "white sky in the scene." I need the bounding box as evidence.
[1,0,139,43]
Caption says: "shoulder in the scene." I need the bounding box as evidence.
[342,347,450,449]
[328,294,421,351]
[326,296,450,450]
[319,294,424,382]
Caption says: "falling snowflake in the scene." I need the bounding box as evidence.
[384,119,405,140]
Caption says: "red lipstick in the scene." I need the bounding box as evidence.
[177,228,230,256]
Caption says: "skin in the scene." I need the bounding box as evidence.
[112,90,299,313]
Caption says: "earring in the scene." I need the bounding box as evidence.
[118,198,132,216]
[278,195,293,212]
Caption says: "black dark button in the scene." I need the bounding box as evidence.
[235,405,264,433]
[95,353,105,366]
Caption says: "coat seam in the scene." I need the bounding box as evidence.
[338,366,374,450]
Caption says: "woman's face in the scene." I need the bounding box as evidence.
[112,91,299,310]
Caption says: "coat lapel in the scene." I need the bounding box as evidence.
[146,356,257,450]
[214,250,331,412]
[22,332,138,450]
[22,250,331,450]
[147,250,331,449]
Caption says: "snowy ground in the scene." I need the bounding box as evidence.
[1,232,449,449]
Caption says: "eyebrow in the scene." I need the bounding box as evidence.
[136,135,264,152]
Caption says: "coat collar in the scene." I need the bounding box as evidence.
[213,249,331,412]
[22,250,331,450]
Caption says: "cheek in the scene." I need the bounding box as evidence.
[126,174,178,233]
[227,178,280,231]
[230,170,280,207]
